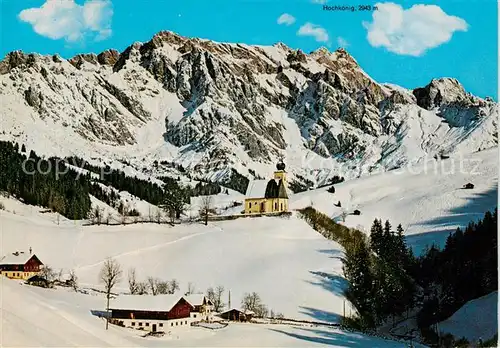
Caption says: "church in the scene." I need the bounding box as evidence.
[244,160,289,214]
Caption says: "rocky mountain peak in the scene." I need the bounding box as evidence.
[69,53,99,68]
[311,46,330,56]
[413,77,470,110]
[0,30,496,190]
[97,49,120,66]
[0,51,38,74]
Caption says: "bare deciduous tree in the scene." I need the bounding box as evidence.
[56,268,63,282]
[241,292,268,318]
[156,280,171,294]
[68,269,78,292]
[137,281,148,295]
[147,276,158,295]
[99,258,122,330]
[206,285,225,312]
[200,196,213,226]
[128,268,139,294]
[40,265,56,284]
[90,206,104,225]
[169,279,180,294]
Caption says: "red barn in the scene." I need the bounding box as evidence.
[109,295,197,332]
[0,251,43,280]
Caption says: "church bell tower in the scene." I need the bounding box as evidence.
[274,159,287,185]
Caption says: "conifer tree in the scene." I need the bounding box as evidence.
[343,238,375,327]
[370,219,384,256]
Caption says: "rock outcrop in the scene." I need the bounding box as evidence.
[0,31,497,189]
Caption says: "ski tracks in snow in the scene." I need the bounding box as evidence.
[74,228,221,272]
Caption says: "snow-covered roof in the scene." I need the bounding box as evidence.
[245,180,268,199]
[0,252,40,265]
[221,308,255,315]
[184,294,212,306]
[109,294,190,312]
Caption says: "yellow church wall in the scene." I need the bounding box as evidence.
[274,171,286,183]
[244,197,289,214]
[244,198,266,214]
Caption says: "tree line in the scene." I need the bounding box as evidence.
[0,141,227,221]
[415,209,497,329]
[299,206,497,345]
[0,141,91,219]
[100,260,275,319]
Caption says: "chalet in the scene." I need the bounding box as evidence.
[184,294,214,322]
[0,251,43,280]
[219,308,254,322]
[244,160,289,214]
[109,294,208,332]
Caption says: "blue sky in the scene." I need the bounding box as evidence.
[0,0,497,99]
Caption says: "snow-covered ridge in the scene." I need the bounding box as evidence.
[0,31,497,190]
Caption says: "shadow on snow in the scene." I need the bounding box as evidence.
[406,183,498,255]
[269,326,394,347]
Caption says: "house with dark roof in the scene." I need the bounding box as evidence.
[184,294,215,322]
[0,251,43,280]
[219,308,254,322]
[244,160,289,214]
[109,294,215,333]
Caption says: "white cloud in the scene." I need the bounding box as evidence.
[277,13,296,26]
[297,22,329,43]
[19,0,113,42]
[311,0,328,4]
[363,3,468,56]
[337,37,349,47]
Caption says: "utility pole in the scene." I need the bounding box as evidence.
[228,290,231,309]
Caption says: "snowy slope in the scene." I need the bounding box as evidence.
[1,279,416,348]
[0,203,428,347]
[290,148,498,254]
[1,204,353,323]
[438,291,498,342]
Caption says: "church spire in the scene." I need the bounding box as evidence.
[276,155,286,171]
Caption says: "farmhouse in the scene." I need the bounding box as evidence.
[109,294,212,332]
[184,294,215,322]
[0,251,43,280]
[244,160,289,214]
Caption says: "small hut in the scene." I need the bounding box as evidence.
[219,308,254,322]
[26,275,50,288]
[463,183,474,189]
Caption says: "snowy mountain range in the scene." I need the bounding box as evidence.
[0,30,497,191]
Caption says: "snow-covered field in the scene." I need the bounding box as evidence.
[1,278,414,347]
[291,148,498,254]
[1,147,497,346]
[438,291,498,342]
[0,201,421,347]
[1,201,353,323]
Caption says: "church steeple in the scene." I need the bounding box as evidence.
[274,158,287,185]
[276,160,286,171]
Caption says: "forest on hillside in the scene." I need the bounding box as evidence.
[0,141,227,220]
[299,207,498,347]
